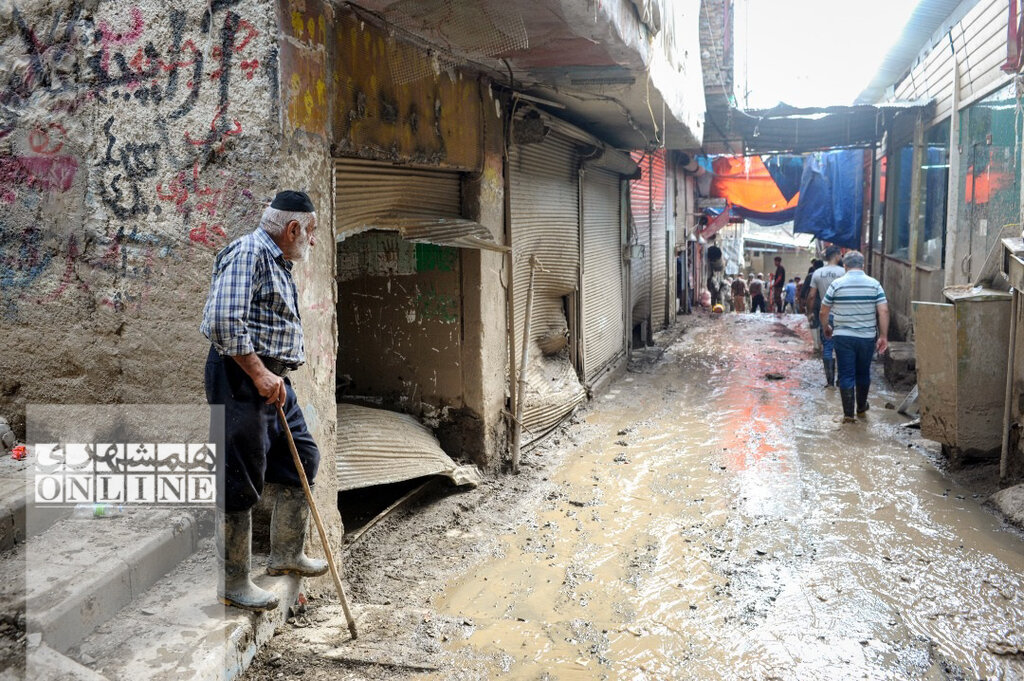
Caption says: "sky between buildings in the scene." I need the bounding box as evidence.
[733,0,923,109]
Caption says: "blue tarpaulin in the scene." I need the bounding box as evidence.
[764,155,804,202]
[793,150,864,249]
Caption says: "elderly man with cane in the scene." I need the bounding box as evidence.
[200,190,328,611]
[819,251,890,423]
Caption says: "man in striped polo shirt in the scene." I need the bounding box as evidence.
[819,251,890,422]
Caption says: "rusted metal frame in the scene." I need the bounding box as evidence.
[647,155,654,343]
[909,110,926,311]
[866,147,877,276]
[945,48,963,287]
[1002,289,1020,480]
[577,164,587,381]
[504,92,518,425]
[511,255,539,474]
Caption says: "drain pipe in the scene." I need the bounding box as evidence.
[1001,289,1020,480]
[511,255,538,474]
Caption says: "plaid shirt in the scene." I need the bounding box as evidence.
[200,228,305,366]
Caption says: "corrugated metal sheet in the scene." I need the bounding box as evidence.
[711,101,933,154]
[650,150,668,329]
[627,150,669,330]
[629,151,651,326]
[334,159,505,251]
[893,0,1009,123]
[336,404,481,491]
[509,131,587,434]
[857,0,980,105]
[581,168,625,382]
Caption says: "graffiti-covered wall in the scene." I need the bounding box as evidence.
[0,0,339,535]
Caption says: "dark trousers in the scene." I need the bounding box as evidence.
[205,346,320,512]
[751,294,766,313]
[834,335,875,391]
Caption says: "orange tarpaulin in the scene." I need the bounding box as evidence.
[710,156,799,214]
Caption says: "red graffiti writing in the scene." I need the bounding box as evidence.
[98,7,145,73]
[183,105,242,150]
[189,222,227,247]
[240,59,260,80]
[28,124,66,155]
[0,156,78,203]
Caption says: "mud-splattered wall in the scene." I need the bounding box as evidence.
[337,232,463,411]
[330,6,483,170]
[0,0,339,544]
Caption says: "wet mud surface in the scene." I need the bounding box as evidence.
[246,315,1024,681]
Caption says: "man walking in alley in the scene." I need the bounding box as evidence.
[819,251,889,422]
[201,190,329,611]
[783,277,798,312]
[731,275,747,313]
[809,246,846,387]
[749,272,766,313]
[771,256,786,313]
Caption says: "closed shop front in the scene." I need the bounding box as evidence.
[509,131,587,435]
[333,159,505,458]
[580,167,625,383]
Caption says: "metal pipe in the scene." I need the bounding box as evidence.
[511,255,538,473]
[1001,288,1020,480]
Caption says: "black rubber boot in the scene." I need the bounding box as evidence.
[839,388,857,423]
[217,509,280,611]
[267,484,329,577]
[856,383,870,415]
[823,359,835,387]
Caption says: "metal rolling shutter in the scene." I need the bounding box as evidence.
[334,159,461,236]
[629,152,651,327]
[509,132,586,434]
[649,151,668,329]
[581,168,624,382]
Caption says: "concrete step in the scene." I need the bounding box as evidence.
[73,540,301,681]
[0,508,203,655]
[0,456,70,552]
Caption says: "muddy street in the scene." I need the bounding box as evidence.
[249,315,1024,681]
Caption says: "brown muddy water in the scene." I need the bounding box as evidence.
[430,315,1024,680]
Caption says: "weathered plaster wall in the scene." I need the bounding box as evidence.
[329,5,482,170]
[460,87,508,471]
[0,0,340,552]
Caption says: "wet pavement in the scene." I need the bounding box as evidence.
[429,314,1024,680]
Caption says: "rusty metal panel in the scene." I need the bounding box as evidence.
[335,159,460,231]
[650,150,668,328]
[335,404,480,491]
[915,301,958,446]
[629,152,651,327]
[581,168,625,382]
[509,132,586,434]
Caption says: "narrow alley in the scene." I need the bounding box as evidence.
[247,315,1024,681]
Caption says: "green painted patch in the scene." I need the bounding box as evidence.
[416,244,458,272]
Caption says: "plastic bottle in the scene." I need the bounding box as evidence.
[72,503,127,519]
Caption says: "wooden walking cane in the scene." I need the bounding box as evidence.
[277,404,358,640]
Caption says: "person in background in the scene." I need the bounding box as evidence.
[731,275,748,313]
[820,250,889,422]
[802,258,825,349]
[749,273,767,313]
[809,246,845,386]
[771,256,786,313]
[783,277,798,312]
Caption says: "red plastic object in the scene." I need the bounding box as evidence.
[10,445,27,461]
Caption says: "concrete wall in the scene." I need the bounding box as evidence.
[0,0,341,550]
